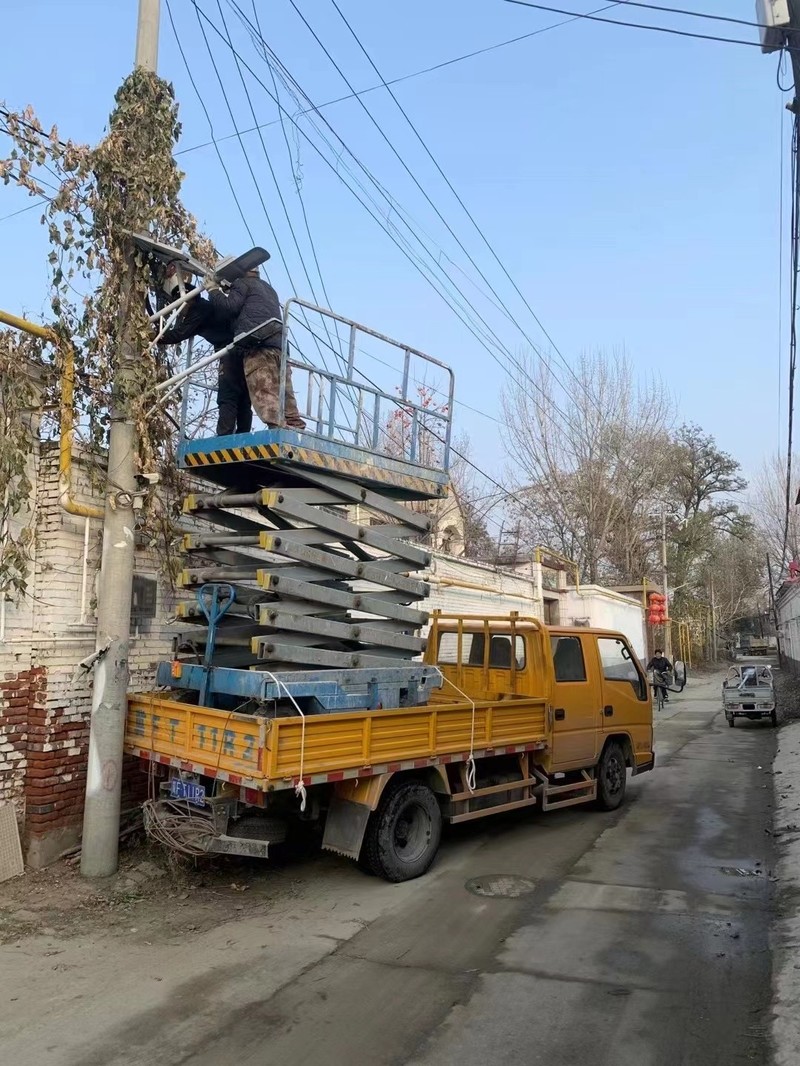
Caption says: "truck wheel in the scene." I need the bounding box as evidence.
[771,709,778,728]
[727,716,735,728]
[362,780,442,882]
[595,742,627,811]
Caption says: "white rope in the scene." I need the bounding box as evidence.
[263,671,308,811]
[434,669,477,793]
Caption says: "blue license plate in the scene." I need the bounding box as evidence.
[170,779,206,806]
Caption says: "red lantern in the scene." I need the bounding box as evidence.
[647,592,667,626]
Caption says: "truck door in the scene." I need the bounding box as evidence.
[549,633,601,768]
[595,636,652,767]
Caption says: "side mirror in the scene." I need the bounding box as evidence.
[673,660,687,690]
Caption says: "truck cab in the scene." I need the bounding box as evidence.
[428,613,654,779]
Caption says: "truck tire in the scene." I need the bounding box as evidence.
[771,709,778,728]
[727,715,735,728]
[595,741,627,811]
[362,780,442,883]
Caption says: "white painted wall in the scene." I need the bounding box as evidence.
[425,554,544,622]
[422,556,646,661]
[562,585,647,661]
[777,581,800,671]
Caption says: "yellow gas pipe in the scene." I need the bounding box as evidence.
[0,309,103,519]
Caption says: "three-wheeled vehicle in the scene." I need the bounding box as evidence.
[722,664,777,727]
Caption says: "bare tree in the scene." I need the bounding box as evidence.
[749,452,800,574]
[447,433,496,560]
[699,534,766,637]
[501,348,674,583]
[665,424,749,614]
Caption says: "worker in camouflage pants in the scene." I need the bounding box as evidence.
[243,346,305,429]
[209,268,306,430]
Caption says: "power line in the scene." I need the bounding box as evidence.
[197,0,341,367]
[611,1,767,30]
[284,0,588,408]
[0,198,49,223]
[504,0,782,50]
[219,1,585,433]
[324,0,602,416]
[169,2,344,384]
[249,0,346,361]
[191,1,585,438]
[174,2,627,158]
[165,0,256,244]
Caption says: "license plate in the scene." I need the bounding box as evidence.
[170,779,206,806]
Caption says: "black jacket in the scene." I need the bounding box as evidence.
[158,295,232,351]
[647,655,672,674]
[208,276,283,348]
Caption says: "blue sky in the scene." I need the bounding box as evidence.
[0,0,788,495]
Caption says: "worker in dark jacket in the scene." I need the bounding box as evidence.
[208,270,306,430]
[157,264,252,436]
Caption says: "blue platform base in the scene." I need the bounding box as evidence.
[158,661,442,714]
[177,428,449,499]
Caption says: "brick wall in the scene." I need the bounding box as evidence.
[0,442,176,866]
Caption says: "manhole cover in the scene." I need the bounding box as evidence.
[465,875,536,899]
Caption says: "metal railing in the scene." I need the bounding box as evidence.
[166,297,454,473]
[280,299,454,472]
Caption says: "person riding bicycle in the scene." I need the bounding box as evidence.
[647,649,673,707]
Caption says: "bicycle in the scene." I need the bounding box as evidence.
[650,669,673,713]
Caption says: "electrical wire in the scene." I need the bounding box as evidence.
[165,0,256,245]
[323,0,603,417]
[281,0,591,415]
[213,0,345,365]
[208,1,586,436]
[0,198,49,223]
[778,48,795,93]
[251,1,346,363]
[610,1,768,30]
[186,2,336,376]
[198,0,507,350]
[167,1,359,439]
[504,0,788,50]
[174,2,627,158]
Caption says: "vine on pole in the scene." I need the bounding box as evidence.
[0,71,215,585]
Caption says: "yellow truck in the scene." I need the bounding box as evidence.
[127,613,654,882]
[131,294,653,881]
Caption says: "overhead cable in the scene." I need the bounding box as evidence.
[504,0,789,50]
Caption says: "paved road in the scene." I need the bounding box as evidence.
[4,670,777,1065]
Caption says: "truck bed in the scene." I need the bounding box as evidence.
[125,694,549,792]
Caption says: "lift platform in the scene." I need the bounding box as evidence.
[158,298,455,716]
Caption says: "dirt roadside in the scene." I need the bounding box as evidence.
[0,838,314,946]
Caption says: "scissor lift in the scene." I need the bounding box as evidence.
[158,298,455,716]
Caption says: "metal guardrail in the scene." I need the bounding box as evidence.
[281,299,454,472]
[169,297,454,473]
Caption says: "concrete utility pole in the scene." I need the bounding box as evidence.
[81,0,161,878]
[661,508,673,660]
[709,578,717,664]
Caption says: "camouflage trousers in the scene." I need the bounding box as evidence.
[243,347,306,429]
